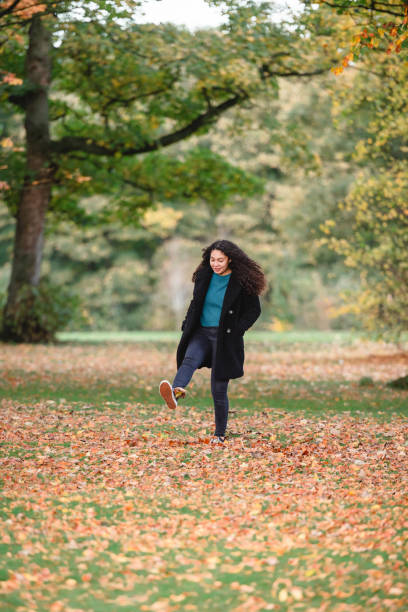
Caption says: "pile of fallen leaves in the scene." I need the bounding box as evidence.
[0,341,407,611]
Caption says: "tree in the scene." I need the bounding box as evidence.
[0,0,332,342]
[320,53,408,339]
[1,69,363,333]
[300,1,408,340]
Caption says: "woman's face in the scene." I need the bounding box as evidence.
[210,249,231,275]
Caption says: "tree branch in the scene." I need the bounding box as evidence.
[0,0,23,19]
[101,85,172,114]
[51,94,245,156]
[320,1,407,18]
[263,66,332,79]
[51,60,334,157]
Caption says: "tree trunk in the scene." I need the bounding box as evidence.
[2,16,52,342]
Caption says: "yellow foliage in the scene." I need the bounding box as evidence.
[1,137,13,149]
[268,318,293,332]
[319,222,331,235]
[142,204,183,232]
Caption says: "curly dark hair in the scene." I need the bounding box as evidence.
[192,240,266,296]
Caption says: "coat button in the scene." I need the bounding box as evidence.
[229,310,233,314]
[226,328,231,333]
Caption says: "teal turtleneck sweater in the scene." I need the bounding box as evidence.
[200,272,231,327]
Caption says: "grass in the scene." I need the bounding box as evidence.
[0,336,407,611]
[57,329,357,346]
[0,379,407,418]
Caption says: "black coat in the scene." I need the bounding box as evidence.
[176,268,261,380]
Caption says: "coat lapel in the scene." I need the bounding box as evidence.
[193,267,212,310]
[220,272,241,318]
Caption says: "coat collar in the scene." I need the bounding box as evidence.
[194,266,212,297]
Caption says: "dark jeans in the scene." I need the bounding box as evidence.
[173,326,230,437]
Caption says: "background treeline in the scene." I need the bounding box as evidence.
[1,1,407,337]
[0,74,359,332]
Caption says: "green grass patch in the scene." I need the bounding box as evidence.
[57,329,358,347]
[0,377,407,419]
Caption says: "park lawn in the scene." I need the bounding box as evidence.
[0,338,407,611]
[56,330,357,347]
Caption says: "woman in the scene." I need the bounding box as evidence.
[159,240,266,444]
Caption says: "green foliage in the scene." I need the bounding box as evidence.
[0,0,340,341]
[2,1,406,339]
[358,376,375,387]
[45,7,296,219]
[0,280,82,342]
[2,0,304,343]
[42,217,160,330]
[320,51,408,339]
[386,375,408,390]
[0,68,365,333]
[146,74,368,332]
[2,2,299,225]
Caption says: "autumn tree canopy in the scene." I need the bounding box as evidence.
[0,0,333,342]
[306,0,408,71]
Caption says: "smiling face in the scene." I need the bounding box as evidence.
[210,249,231,276]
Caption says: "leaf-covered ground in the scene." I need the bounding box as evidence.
[0,338,407,611]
